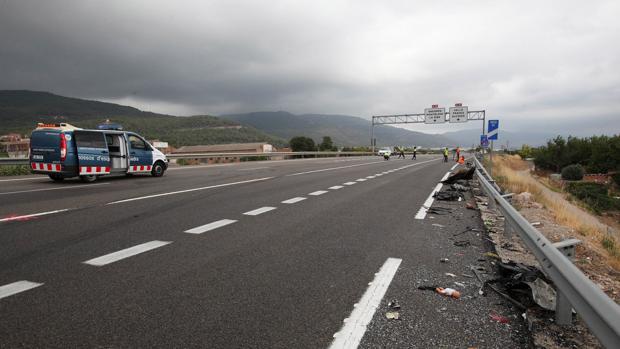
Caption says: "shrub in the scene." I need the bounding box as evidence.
[612,173,620,186]
[0,165,31,176]
[561,164,584,180]
[565,182,620,213]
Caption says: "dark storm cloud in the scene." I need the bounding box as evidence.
[1,0,619,134]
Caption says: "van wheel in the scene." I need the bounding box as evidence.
[80,175,97,183]
[48,173,64,182]
[151,161,165,177]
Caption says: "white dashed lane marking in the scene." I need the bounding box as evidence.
[343,182,357,186]
[282,197,307,204]
[309,190,328,196]
[329,185,344,190]
[243,207,277,216]
[83,240,172,266]
[0,281,43,300]
[356,178,367,182]
[184,219,238,234]
[329,257,402,349]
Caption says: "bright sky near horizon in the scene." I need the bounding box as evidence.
[1,0,619,135]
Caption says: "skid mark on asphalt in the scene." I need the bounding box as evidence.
[83,240,172,266]
[329,257,402,349]
[0,281,43,300]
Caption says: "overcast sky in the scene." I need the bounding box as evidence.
[1,0,619,135]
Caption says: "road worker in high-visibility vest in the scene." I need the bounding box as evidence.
[443,147,449,162]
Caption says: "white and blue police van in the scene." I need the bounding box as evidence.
[29,122,168,182]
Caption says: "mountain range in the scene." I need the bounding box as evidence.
[0,90,557,149]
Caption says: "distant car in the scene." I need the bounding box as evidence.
[377,147,392,156]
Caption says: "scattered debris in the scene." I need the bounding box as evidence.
[433,190,462,201]
[445,273,457,278]
[440,258,450,263]
[432,223,445,228]
[454,282,466,288]
[426,207,454,215]
[453,226,482,237]
[443,168,475,183]
[466,202,477,210]
[385,311,400,320]
[483,252,500,259]
[451,183,471,191]
[388,299,401,310]
[454,240,471,247]
[490,313,510,324]
[435,287,461,299]
[531,222,542,227]
[462,273,474,278]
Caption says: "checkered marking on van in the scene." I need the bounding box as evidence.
[129,165,152,172]
[79,166,111,175]
[31,162,62,172]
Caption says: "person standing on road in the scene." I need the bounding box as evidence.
[411,146,417,160]
[456,146,460,162]
[399,147,405,159]
[443,147,449,162]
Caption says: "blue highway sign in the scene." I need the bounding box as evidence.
[488,120,499,140]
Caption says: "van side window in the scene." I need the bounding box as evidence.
[75,131,106,148]
[129,135,147,150]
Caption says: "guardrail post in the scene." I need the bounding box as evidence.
[552,239,582,325]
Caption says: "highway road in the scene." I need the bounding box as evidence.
[0,155,528,348]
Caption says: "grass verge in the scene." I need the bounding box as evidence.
[490,154,620,269]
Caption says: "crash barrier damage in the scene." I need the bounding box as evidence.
[473,155,620,348]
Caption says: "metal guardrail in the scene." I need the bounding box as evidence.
[0,152,376,167]
[473,156,620,348]
[0,158,29,166]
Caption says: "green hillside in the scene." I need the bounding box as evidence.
[221,111,455,147]
[0,90,285,147]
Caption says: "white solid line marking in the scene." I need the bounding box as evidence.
[243,206,276,216]
[83,240,172,266]
[356,178,367,182]
[309,190,328,196]
[286,161,385,177]
[440,171,451,182]
[415,182,444,220]
[238,167,270,171]
[0,281,43,300]
[0,176,47,182]
[0,209,71,223]
[343,182,356,186]
[107,177,273,205]
[450,163,458,170]
[329,185,344,190]
[282,197,306,204]
[0,183,109,196]
[185,219,237,234]
[329,258,402,349]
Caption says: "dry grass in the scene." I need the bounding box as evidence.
[490,154,620,270]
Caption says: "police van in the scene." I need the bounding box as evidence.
[29,122,168,182]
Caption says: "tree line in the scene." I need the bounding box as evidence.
[520,135,620,173]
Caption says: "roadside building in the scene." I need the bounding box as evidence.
[172,142,274,164]
[0,133,30,158]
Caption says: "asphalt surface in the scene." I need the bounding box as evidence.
[0,155,528,348]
